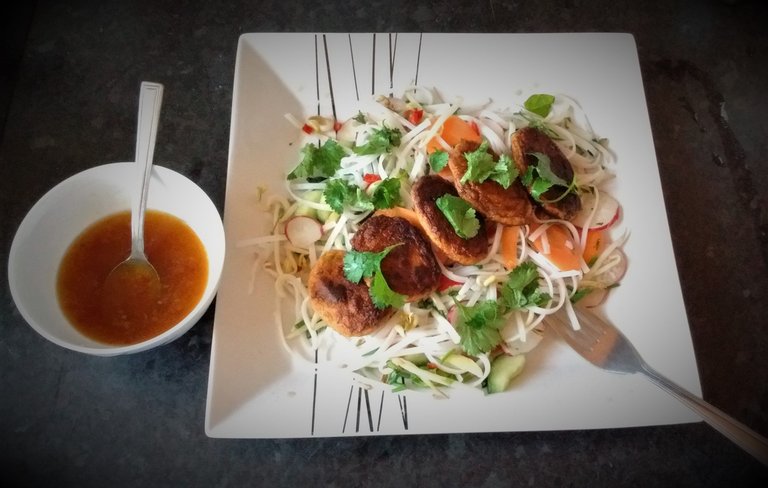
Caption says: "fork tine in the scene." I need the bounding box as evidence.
[575,309,607,340]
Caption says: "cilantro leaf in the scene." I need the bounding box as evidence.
[324,178,400,214]
[343,245,406,309]
[351,187,375,211]
[287,139,345,180]
[459,141,519,189]
[322,179,374,213]
[343,251,380,284]
[323,179,351,213]
[370,271,406,309]
[505,261,539,289]
[435,194,480,239]
[528,152,567,186]
[521,166,535,186]
[530,178,555,201]
[429,150,449,172]
[460,141,496,185]
[524,94,555,118]
[343,244,399,283]
[523,152,576,202]
[454,300,506,356]
[354,125,402,155]
[353,111,367,123]
[370,178,401,209]
[499,261,551,311]
[490,154,519,189]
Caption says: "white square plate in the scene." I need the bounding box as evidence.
[205,33,701,438]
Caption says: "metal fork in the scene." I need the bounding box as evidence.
[548,306,768,465]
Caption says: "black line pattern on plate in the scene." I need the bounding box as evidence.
[322,34,338,125]
[310,34,320,436]
[308,33,425,436]
[311,350,318,436]
[388,33,398,95]
[415,33,423,86]
[342,385,407,433]
[376,391,385,431]
[314,34,320,117]
[363,389,373,431]
[371,33,376,95]
[342,385,354,433]
[356,388,362,431]
[398,395,409,430]
[348,34,359,101]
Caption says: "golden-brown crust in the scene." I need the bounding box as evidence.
[510,127,581,220]
[308,250,394,337]
[448,139,534,226]
[411,175,489,265]
[351,215,440,302]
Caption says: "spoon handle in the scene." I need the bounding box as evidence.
[131,81,164,259]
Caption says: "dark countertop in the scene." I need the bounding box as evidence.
[2,0,767,486]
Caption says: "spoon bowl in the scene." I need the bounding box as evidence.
[103,82,164,307]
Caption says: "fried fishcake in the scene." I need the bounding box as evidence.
[448,139,534,226]
[510,127,581,220]
[411,175,489,265]
[308,250,394,337]
[351,215,440,302]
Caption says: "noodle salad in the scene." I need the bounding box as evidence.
[241,87,627,396]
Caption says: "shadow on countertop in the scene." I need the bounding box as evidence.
[0,2,35,138]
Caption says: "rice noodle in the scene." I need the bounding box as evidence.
[245,87,625,395]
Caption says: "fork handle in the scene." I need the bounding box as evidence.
[641,364,768,465]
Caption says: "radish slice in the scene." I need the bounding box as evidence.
[573,191,621,230]
[284,216,323,248]
[446,306,458,325]
[599,248,628,285]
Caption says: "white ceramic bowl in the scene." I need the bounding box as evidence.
[8,162,226,356]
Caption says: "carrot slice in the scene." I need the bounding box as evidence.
[500,226,519,269]
[582,229,604,264]
[374,207,423,230]
[531,224,580,271]
[426,115,481,154]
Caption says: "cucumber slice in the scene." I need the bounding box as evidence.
[403,353,428,366]
[302,190,335,222]
[487,354,525,394]
[294,204,317,219]
[295,190,324,219]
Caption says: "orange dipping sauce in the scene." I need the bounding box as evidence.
[56,210,208,345]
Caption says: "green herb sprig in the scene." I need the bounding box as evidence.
[435,194,480,239]
[354,125,402,155]
[287,139,346,180]
[323,177,402,214]
[524,94,555,118]
[343,245,406,309]
[521,152,577,203]
[499,261,551,311]
[453,300,507,356]
[459,141,519,189]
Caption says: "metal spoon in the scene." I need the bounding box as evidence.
[103,82,164,304]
